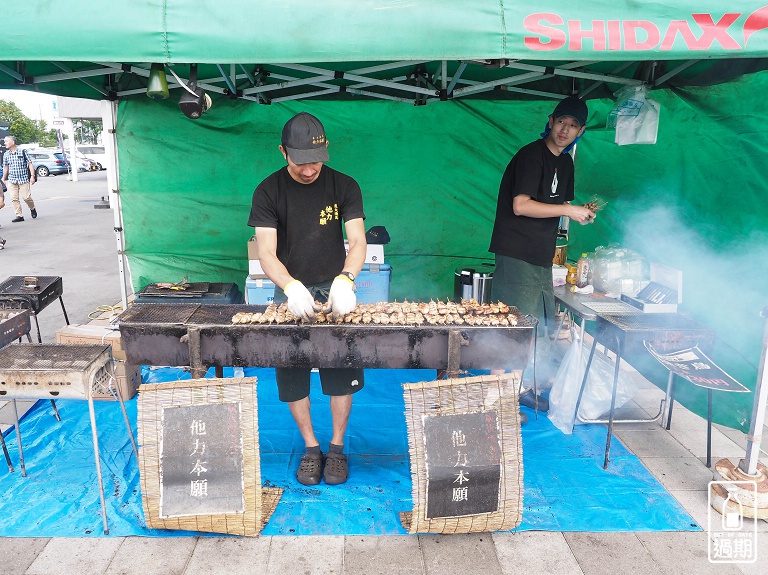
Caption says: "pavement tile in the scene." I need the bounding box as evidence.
[492,531,583,575]
[669,489,710,529]
[265,535,343,575]
[667,424,745,458]
[343,536,422,575]
[564,532,659,575]
[640,456,715,491]
[0,537,50,575]
[637,531,742,574]
[104,536,197,575]
[613,428,692,458]
[183,536,271,575]
[25,537,123,575]
[419,534,501,575]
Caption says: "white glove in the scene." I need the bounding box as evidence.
[283,280,320,322]
[324,274,357,320]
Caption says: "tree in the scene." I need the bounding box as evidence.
[0,99,41,144]
[74,119,102,144]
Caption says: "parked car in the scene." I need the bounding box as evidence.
[66,152,100,172]
[26,150,71,177]
[77,145,107,170]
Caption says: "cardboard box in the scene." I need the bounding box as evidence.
[93,361,141,401]
[56,323,126,361]
[247,235,260,260]
[248,235,269,278]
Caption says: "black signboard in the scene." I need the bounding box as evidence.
[160,402,245,518]
[423,411,501,519]
[644,342,750,393]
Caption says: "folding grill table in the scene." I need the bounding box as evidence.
[573,313,715,469]
[0,344,138,534]
[0,276,70,343]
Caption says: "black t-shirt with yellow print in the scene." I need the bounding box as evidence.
[248,165,365,285]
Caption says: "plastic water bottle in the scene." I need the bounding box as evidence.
[576,253,591,288]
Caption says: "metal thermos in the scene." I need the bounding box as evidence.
[453,264,493,304]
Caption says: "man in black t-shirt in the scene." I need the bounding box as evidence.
[248,112,367,487]
[489,97,596,404]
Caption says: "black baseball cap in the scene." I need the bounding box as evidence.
[552,96,588,127]
[281,112,329,164]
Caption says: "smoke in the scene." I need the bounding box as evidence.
[617,201,766,383]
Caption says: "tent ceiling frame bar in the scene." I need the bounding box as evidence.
[653,59,700,87]
[239,64,256,85]
[580,61,638,98]
[242,73,336,95]
[446,62,468,95]
[506,61,642,86]
[32,65,122,84]
[0,63,24,82]
[215,64,237,93]
[272,88,338,103]
[49,62,109,97]
[276,62,436,97]
[453,70,543,96]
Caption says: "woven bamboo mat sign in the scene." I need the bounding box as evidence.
[400,373,523,533]
[138,377,282,536]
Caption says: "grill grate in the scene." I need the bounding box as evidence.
[600,313,706,332]
[118,303,200,324]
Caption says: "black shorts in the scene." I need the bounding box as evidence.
[272,281,364,402]
[275,367,365,402]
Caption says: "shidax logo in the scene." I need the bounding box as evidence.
[523,6,768,52]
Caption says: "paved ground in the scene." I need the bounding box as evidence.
[0,171,766,574]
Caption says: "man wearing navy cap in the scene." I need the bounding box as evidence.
[248,112,367,486]
[489,96,596,406]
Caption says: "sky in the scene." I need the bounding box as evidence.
[0,89,58,126]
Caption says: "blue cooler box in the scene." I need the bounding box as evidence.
[245,277,276,305]
[355,263,391,303]
[244,264,391,306]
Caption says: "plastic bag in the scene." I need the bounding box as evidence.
[607,85,660,146]
[548,331,636,434]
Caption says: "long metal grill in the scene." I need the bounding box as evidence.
[118,303,536,372]
[0,344,113,400]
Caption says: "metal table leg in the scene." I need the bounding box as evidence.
[10,400,26,477]
[603,335,623,470]
[1,431,14,472]
[87,396,110,534]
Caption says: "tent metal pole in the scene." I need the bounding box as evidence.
[739,306,768,476]
[101,99,129,310]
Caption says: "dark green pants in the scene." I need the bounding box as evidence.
[491,255,556,336]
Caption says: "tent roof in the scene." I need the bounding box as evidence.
[2,1,768,104]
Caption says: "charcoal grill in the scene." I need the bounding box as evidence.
[118,303,536,378]
[0,276,70,343]
[0,309,32,349]
[0,343,138,534]
[575,313,715,469]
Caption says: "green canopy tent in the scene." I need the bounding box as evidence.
[1,0,767,432]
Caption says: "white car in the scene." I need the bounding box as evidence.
[77,145,107,170]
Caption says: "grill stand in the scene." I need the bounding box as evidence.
[0,346,139,535]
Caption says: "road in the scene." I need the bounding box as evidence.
[0,170,126,342]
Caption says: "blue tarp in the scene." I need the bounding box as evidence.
[0,368,698,537]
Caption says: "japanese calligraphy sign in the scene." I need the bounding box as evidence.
[644,343,750,393]
[423,411,501,519]
[138,377,283,536]
[160,402,244,518]
[402,373,523,534]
